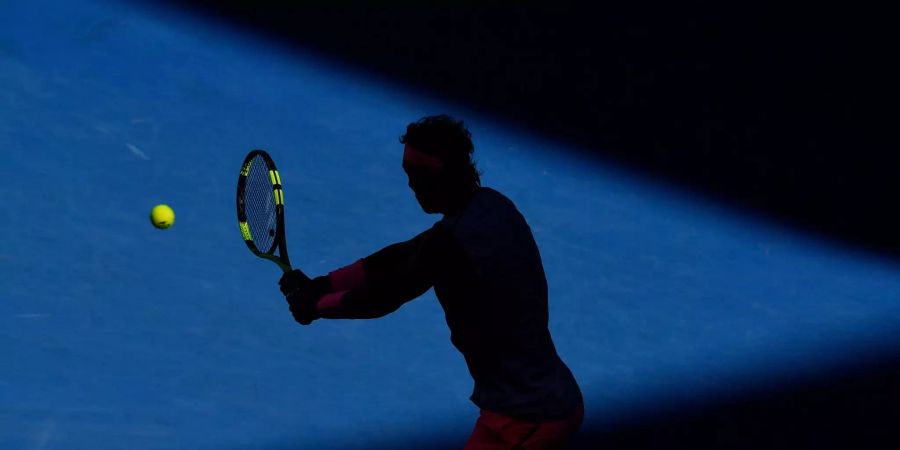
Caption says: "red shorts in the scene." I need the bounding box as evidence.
[462,404,584,450]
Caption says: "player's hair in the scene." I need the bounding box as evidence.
[400,115,481,187]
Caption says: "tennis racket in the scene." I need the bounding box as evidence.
[236,149,292,273]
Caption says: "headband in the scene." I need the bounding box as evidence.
[403,144,445,171]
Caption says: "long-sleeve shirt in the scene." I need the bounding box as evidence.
[326,187,583,421]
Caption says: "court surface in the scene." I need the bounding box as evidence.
[2,1,899,449]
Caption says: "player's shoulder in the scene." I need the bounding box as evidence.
[438,187,522,235]
[477,186,517,208]
[470,186,522,220]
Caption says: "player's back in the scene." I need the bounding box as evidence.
[435,187,582,421]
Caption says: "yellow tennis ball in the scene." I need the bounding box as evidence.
[150,204,175,229]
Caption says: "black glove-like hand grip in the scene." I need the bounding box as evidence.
[286,275,332,325]
[279,269,311,296]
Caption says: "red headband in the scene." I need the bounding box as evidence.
[403,144,444,171]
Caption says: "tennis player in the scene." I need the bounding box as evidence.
[279,115,584,449]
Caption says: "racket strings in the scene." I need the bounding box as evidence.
[244,155,278,253]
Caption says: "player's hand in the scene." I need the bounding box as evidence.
[286,275,332,325]
[279,268,311,296]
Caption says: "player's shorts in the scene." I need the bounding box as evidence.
[462,403,584,450]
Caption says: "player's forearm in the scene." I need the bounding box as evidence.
[314,259,405,319]
[316,288,404,319]
[328,259,366,291]
[314,232,434,319]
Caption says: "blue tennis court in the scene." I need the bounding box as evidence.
[2,1,899,449]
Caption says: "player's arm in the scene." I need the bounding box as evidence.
[282,224,447,324]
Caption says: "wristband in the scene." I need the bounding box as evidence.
[328,260,367,292]
[316,290,348,318]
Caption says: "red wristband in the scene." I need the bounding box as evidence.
[328,260,367,292]
[316,290,348,318]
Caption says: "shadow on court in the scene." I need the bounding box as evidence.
[158,0,895,258]
[566,352,900,450]
[228,350,900,449]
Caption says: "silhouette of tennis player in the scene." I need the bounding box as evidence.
[279,115,583,449]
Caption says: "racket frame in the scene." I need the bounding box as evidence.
[236,149,292,273]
